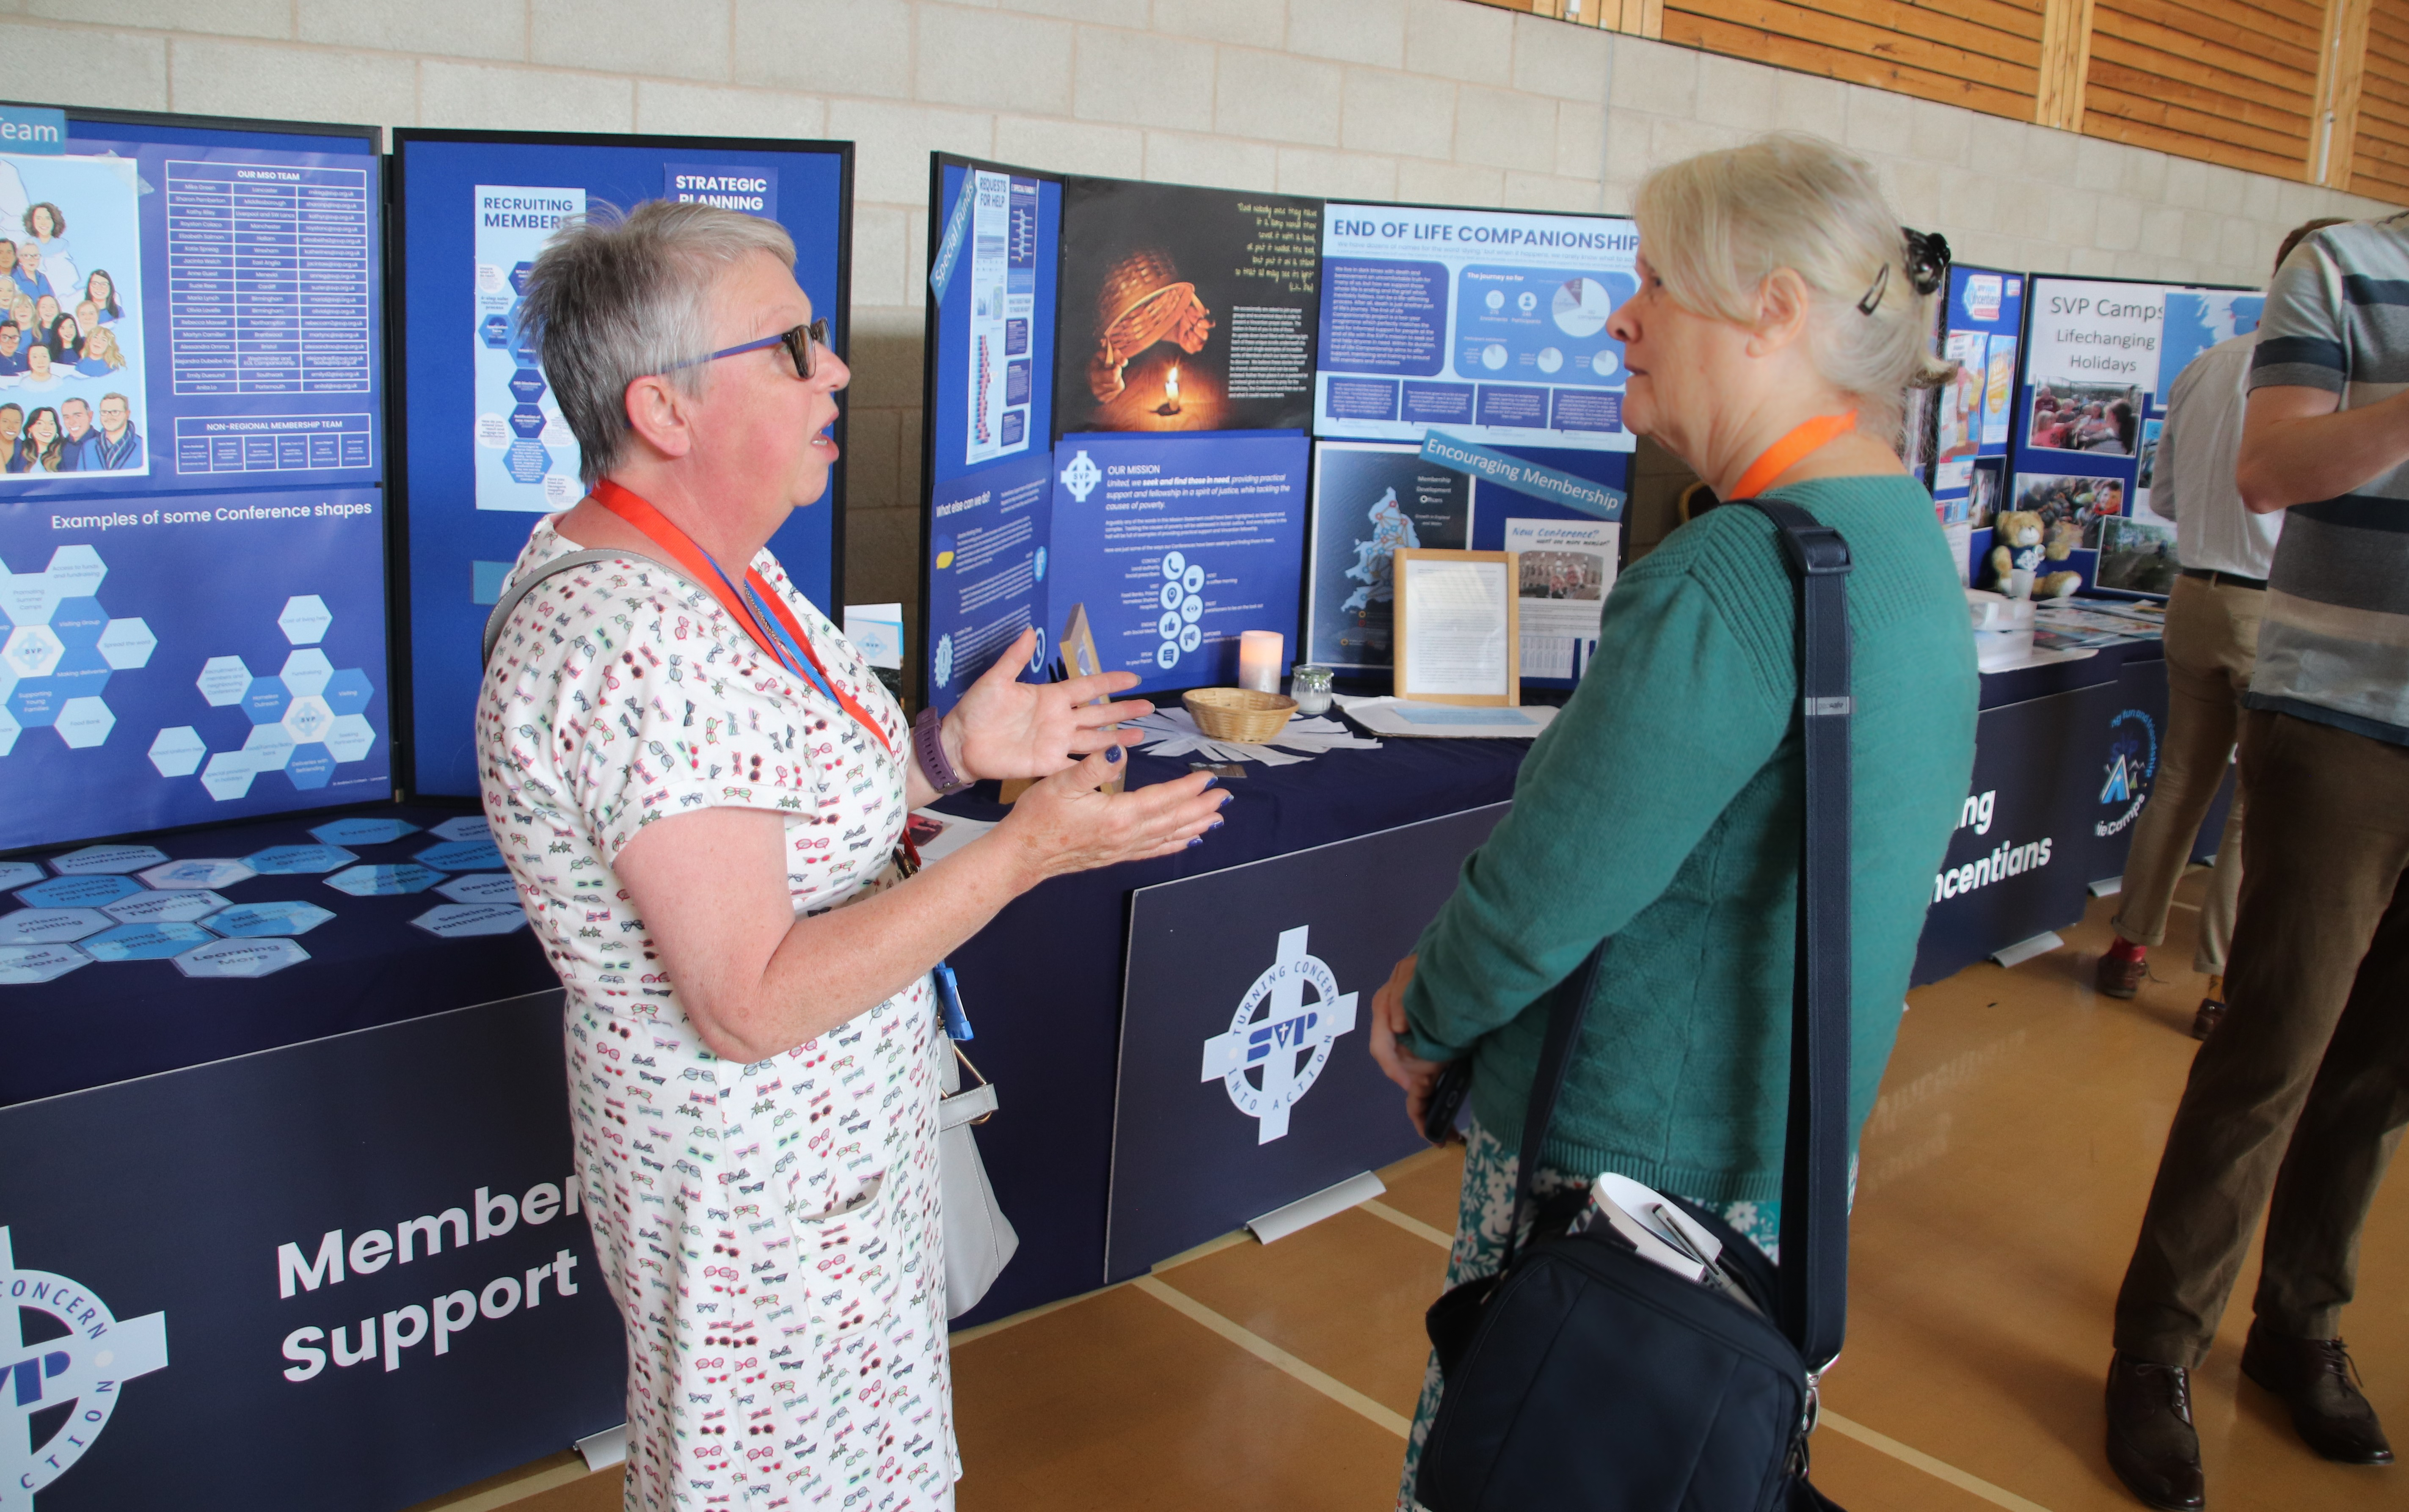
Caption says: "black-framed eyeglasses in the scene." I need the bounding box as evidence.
[666,318,830,380]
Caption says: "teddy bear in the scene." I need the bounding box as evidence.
[1988,510,2083,600]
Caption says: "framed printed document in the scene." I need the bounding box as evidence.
[1392,549,1520,706]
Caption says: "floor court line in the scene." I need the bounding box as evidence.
[1359,1198,1456,1248]
[1130,1274,1414,1438]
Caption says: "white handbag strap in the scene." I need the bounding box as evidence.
[940,1081,999,1130]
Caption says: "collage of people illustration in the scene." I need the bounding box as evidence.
[0,152,144,479]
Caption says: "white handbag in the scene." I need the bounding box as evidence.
[938,1039,1018,1319]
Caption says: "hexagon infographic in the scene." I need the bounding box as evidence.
[0,908,112,944]
[411,903,529,939]
[435,873,521,905]
[139,858,257,890]
[175,936,310,979]
[325,862,444,896]
[84,921,217,962]
[0,943,90,984]
[17,874,145,909]
[245,844,357,875]
[416,839,504,872]
[103,889,230,925]
[310,815,419,846]
[207,901,336,938]
[0,545,158,756]
[51,843,169,875]
[183,594,380,802]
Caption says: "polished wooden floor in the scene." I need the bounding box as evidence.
[421,875,2408,1512]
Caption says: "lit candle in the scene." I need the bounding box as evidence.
[1166,364,1180,403]
[1238,630,1282,694]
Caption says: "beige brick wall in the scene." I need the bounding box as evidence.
[8,0,2386,624]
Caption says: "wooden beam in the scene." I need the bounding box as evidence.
[2035,0,2096,131]
[2311,0,2374,187]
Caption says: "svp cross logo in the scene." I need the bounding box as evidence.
[1199,927,1358,1143]
[2,1228,169,1510]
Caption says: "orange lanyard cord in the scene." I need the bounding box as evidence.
[1730,411,1858,501]
[588,480,893,753]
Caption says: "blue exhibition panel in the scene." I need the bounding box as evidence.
[393,131,853,796]
[0,110,392,852]
[2002,274,2261,596]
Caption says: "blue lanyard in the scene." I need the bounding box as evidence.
[697,548,839,707]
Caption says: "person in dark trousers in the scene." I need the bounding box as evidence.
[2095,220,2346,1035]
[2106,212,2409,1509]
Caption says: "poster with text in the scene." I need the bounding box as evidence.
[471,185,584,512]
[923,448,1053,716]
[1930,265,2023,530]
[0,152,150,482]
[1054,180,1320,437]
[1046,430,1307,695]
[1315,204,1638,452]
[2157,289,2263,406]
[1504,515,1616,682]
[963,169,1040,468]
[0,120,385,504]
[1305,441,1469,671]
[0,487,391,851]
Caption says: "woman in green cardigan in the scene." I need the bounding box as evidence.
[1370,134,1980,1506]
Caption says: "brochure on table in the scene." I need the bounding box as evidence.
[919,163,1639,711]
[2004,275,2260,600]
[1314,204,1638,453]
[394,130,853,796]
[0,107,392,852]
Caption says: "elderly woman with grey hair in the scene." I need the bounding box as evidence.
[478,201,1227,1510]
[1367,135,1980,1507]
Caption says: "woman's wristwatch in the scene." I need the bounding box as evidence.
[912,706,974,796]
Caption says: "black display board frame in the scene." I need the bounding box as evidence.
[387,128,854,797]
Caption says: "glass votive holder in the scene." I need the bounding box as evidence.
[1290,664,1334,717]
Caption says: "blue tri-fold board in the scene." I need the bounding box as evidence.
[393,130,853,797]
[920,155,1061,713]
[0,106,392,854]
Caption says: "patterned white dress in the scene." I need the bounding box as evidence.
[478,517,955,1511]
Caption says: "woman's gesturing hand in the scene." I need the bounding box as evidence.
[948,627,1153,781]
[1370,953,1453,1137]
[998,748,1230,885]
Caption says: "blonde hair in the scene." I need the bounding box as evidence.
[1633,133,1950,436]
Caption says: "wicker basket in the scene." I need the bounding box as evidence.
[1183,687,1297,744]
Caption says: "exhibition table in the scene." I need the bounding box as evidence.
[1,643,2202,1508]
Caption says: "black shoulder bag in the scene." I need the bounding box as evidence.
[1415,500,1854,1512]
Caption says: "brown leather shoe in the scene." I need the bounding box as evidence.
[2241,1322,2395,1465]
[2191,997,2225,1041]
[2097,950,2148,1000]
[2106,1352,2206,1509]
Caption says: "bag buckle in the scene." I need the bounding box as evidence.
[1777,524,1852,577]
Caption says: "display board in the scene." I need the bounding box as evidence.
[1927,264,2023,581]
[1314,204,1639,452]
[2003,275,2260,598]
[393,130,852,796]
[1107,801,1507,1281]
[0,105,391,853]
[918,163,1640,710]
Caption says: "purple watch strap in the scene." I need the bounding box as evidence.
[913,706,972,794]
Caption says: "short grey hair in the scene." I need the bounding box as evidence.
[516,199,797,485]
[1634,133,1951,437]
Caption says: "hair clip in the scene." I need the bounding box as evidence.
[1902,228,1950,296]
[1855,261,1890,316]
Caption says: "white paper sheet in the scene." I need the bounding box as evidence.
[1401,558,1510,697]
[1336,695,1557,739]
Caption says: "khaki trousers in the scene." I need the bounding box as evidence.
[2109,574,2261,975]
[2114,710,2409,1364]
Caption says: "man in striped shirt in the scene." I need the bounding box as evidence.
[2106,215,2409,1510]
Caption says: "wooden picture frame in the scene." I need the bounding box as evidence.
[1392,549,1520,707]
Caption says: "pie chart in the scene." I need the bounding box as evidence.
[1552,276,1615,338]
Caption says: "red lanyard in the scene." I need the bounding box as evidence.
[1731,411,1858,500]
[588,479,892,754]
